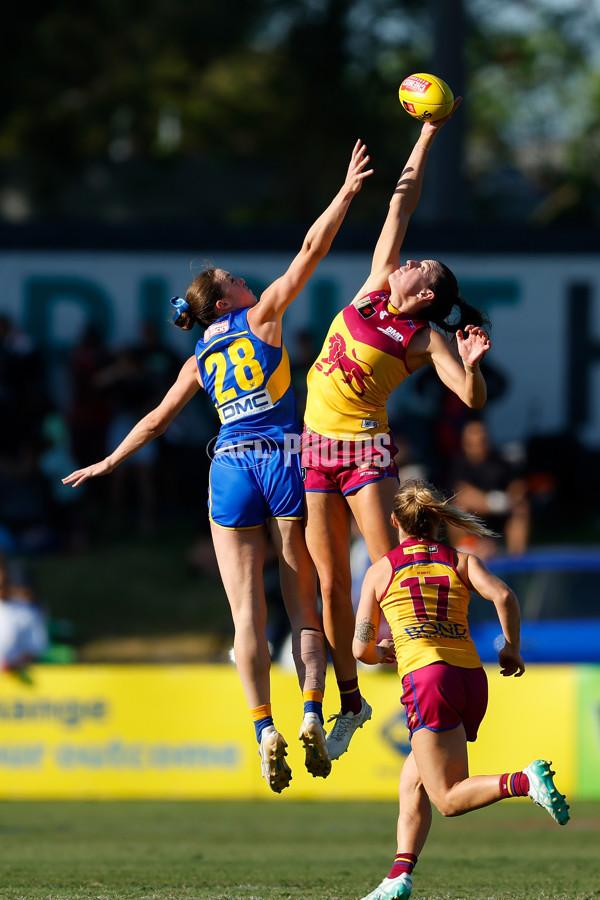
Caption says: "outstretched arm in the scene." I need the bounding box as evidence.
[248,140,373,340]
[351,99,461,302]
[62,355,201,488]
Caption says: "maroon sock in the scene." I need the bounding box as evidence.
[499,771,530,798]
[388,853,417,879]
[338,677,361,715]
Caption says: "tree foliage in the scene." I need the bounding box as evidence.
[1,0,599,226]
[467,0,600,223]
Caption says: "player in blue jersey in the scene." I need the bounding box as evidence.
[62,140,373,793]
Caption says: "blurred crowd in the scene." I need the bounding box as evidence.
[0,312,220,558]
[1,311,592,562]
[0,312,595,664]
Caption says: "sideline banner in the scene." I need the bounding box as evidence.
[577,666,600,800]
[0,664,581,799]
[0,665,252,799]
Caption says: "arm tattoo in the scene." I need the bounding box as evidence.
[355,618,377,643]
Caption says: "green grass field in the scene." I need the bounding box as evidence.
[0,800,598,900]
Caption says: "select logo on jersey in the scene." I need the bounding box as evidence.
[204,320,230,341]
[404,622,469,641]
[404,544,438,554]
[377,324,404,342]
[218,389,274,423]
[361,418,380,429]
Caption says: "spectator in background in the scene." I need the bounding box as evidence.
[0,434,57,554]
[446,419,530,558]
[134,320,206,528]
[289,328,319,423]
[0,556,48,672]
[389,358,509,485]
[136,320,182,406]
[67,323,112,467]
[38,408,87,550]
[0,313,42,456]
[94,344,160,534]
[0,315,59,553]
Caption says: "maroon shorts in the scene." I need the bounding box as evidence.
[401,662,488,742]
[301,428,399,496]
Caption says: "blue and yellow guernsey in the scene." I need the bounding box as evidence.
[195,308,299,449]
[381,538,482,680]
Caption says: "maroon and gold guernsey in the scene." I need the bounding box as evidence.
[304,290,429,440]
[381,538,482,680]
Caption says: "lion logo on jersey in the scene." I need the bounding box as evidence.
[315,332,373,396]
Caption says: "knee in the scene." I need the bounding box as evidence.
[232,606,267,635]
[317,570,351,607]
[431,794,462,818]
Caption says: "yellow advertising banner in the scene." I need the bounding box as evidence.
[0,665,252,799]
[0,663,577,800]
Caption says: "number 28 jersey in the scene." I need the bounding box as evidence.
[195,308,298,449]
[381,538,482,680]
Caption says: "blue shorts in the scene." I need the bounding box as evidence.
[208,440,304,528]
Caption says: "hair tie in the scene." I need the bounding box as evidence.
[170,296,190,324]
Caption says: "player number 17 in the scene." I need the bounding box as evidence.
[400,574,451,622]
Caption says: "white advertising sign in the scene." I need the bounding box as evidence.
[0,250,598,447]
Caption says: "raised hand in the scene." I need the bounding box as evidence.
[344,139,374,195]
[457,324,491,368]
[420,96,463,137]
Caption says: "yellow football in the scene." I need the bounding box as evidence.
[398,73,454,122]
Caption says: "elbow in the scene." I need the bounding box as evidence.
[507,588,519,610]
[498,587,519,614]
[352,640,363,661]
[353,641,379,666]
[352,640,370,664]
[146,411,168,438]
[464,394,486,410]
[302,237,329,263]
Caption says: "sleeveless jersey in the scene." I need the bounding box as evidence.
[304,291,428,440]
[195,308,298,448]
[381,538,482,680]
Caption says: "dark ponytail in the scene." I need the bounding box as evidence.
[424,262,490,335]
